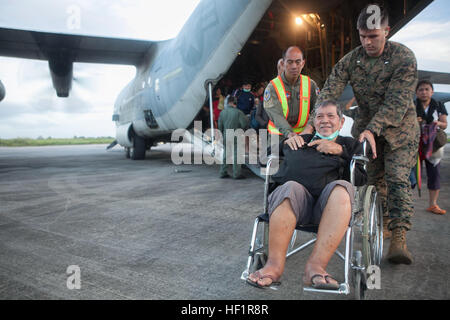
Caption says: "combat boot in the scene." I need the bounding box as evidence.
[383,217,391,240]
[387,227,413,265]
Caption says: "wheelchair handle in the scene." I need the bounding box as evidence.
[362,139,367,157]
[263,157,275,214]
[350,140,370,186]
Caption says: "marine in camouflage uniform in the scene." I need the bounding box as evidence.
[218,96,249,179]
[317,5,420,264]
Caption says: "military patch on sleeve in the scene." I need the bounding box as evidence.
[316,87,320,95]
[264,87,271,101]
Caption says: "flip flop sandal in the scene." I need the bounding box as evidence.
[426,205,446,215]
[309,274,340,290]
[246,271,281,289]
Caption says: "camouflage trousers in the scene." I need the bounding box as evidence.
[367,136,419,231]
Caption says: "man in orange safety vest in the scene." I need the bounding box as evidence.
[264,46,319,149]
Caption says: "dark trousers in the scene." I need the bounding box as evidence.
[425,159,441,190]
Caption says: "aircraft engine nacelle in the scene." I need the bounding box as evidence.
[0,80,5,102]
[115,123,133,148]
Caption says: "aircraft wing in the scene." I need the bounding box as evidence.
[418,70,450,104]
[0,27,157,96]
[418,70,450,85]
[338,69,450,107]
[432,92,450,104]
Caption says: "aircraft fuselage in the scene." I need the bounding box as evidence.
[112,0,272,156]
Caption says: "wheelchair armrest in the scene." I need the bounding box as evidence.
[268,154,280,160]
[349,140,370,186]
[350,155,369,186]
[264,154,283,178]
[267,154,282,165]
[263,155,284,214]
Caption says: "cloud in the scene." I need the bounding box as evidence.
[0,101,32,118]
[0,0,200,41]
[0,57,134,138]
[0,111,115,139]
[0,1,200,138]
[393,21,450,42]
[392,21,450,72]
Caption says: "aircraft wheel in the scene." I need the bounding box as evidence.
[125,147,130,159]
[130,135,146,160]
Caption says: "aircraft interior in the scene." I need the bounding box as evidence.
[218,0,432,93]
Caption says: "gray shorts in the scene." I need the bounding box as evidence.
[268,180,355,227]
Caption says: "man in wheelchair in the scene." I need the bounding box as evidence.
[247,100,367,290]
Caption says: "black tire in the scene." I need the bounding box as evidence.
[130,135,146,160]
[125,147,131,159]
[362,185,383,267]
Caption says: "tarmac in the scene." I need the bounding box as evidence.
[0,143,448,300]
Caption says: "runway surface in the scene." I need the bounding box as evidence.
[0,143,448,300]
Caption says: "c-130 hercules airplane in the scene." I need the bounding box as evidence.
[0,0,448,159]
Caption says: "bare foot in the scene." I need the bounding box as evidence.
[247,265,282,287]
[303,265,339,288]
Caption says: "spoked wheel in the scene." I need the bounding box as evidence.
[362,185,383,267]
[353,250,367,300]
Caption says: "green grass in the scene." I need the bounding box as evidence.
[0,137,115,147]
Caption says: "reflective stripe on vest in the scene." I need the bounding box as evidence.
[267,75,311,135]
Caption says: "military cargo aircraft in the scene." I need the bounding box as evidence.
[0,0,448,159]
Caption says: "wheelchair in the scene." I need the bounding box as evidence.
[241,142,383,299]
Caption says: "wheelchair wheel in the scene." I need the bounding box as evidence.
[248,220,268,274]
[353,250,367,300]
[362,185,383,268]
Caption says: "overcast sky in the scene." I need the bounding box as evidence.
[0,0,449,139]
[0,0,200,139]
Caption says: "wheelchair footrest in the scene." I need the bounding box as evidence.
[303,283,350,295]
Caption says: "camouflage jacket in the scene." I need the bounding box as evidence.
[263,72,319,137]
[317,41,420,149]
[218,106,249,134]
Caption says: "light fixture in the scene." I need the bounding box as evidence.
[295,17,303,25]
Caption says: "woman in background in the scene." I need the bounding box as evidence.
[415,79,448,215]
